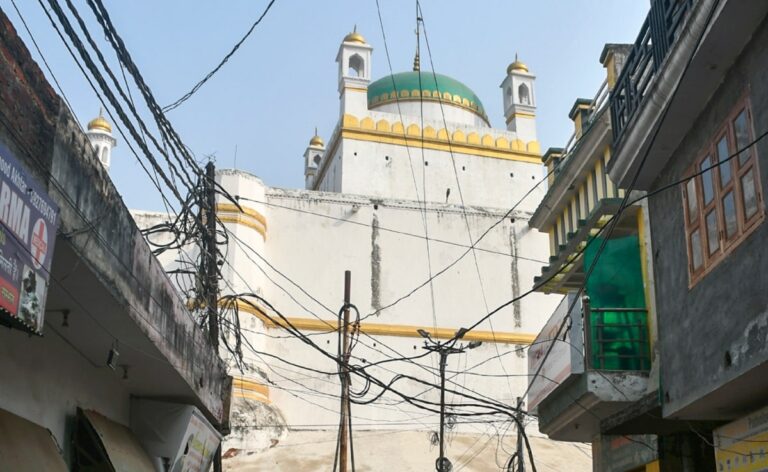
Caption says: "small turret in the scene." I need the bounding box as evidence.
[304,128,325,189]
[86,108,117,171]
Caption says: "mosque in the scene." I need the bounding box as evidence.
[100,27,591,472]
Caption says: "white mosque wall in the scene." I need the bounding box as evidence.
[335,139,546,211]
[213,173,560,440]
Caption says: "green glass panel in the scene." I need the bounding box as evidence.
[584,234,650,371]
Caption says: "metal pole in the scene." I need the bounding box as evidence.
[339,271,351,472]
[204,161,222,472]
[439,349,447,468]
[516,397,525,472]
[205,161,219,349]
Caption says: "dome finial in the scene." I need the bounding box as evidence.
[88,108,112,133]
[309,128,324,147]
[344,26,366,44]
[507,53,529,74]
[413,52,420,72]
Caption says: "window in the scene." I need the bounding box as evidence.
[683,98,764,285]
[518,84,530,105]
[348,54,364,78]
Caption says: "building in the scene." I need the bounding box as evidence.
[0,10,229,471]
[525,41,662,471]
[136,28,593,470]
[527,0,768,470]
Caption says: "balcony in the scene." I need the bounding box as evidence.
[534,199,640,294]
[529,287,650,441]
[609,0,694,145]
[608,0,768,188]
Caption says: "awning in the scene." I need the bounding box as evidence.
[0,408,67,472]
[81,409,156,472]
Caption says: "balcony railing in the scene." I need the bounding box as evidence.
[583,297,650,372]
[610,0,694,143]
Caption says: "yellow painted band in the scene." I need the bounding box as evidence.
[227,299,536,345]
[344,86,368,93]
[232,377,270,396]
[233,390,271,404]
[217,203,267,228]
[341,129,541,164]
[505,112,536,124]
[218,214,267,240]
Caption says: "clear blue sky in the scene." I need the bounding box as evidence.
[4,0,649,211]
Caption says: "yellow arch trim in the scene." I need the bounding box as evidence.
[360,117,375,129]
[339,114,542,163]
[218,214,267,240]
[228,299,536,345]
[375,119,391,132]
[217,203,267,228]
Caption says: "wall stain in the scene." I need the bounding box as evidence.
[371,213,382,315]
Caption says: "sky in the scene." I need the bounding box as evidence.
[4,0,650,211]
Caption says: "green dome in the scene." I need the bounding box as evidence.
[367,71,488,123]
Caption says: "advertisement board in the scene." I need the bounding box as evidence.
[170,409,220,472]
[0,143,58,335]
[714,404,768,471]
[527,292,584,412]
[131,399,221,472]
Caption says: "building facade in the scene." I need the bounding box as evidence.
[0,10,228,472]
[528,1,768,471]
[136,29,593,470]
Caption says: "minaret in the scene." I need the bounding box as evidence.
[86,109,117,171]
[304,129,325,189]
[501,54,537,143]
[336,26,373,117]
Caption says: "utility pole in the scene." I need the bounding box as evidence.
[203,161,219,349]
[515,397,525,472]
[201,161,222,472]
[337,270,352,472]
[418,328,481,472]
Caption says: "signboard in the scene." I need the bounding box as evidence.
[714,404,768,471]
[171,409,220,472]
[0,143,59,335]
[131,399,221,472]
[527,292,584,412]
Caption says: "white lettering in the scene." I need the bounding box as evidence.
[0,183,10,225]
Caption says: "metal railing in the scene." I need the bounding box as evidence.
[582,296,651,372]
[610,0,694,144]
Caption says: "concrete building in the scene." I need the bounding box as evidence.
[136,28,592,470]
[524,41,663,471]
[528,1,768,470]
[0,10,229,471]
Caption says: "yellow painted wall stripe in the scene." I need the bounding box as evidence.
[340,131,541,164]
[233,390,270,404]
[218,214,267,240]
[227,299,537,345]
[217,203,267,227]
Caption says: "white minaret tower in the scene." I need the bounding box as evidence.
[86,109,117,171]
[304,129,325,189]
[336,26,373,117]
[501,54,537,143]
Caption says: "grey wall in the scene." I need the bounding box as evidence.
[648,17,768,420]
